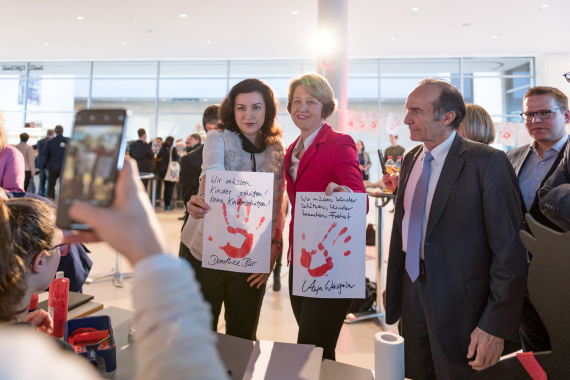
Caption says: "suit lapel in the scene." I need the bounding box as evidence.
[395,145,423,232]
[295,124,332,182]
[425,134,466,240]
[513,147,532,177]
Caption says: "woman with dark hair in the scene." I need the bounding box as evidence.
[356,140,372,180]
[157,135,180,210]
[186,78,286,340]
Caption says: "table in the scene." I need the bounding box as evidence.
[37,292,104,319]
[91,306,375,380]
[139,173,157,209]
[345,191,394,325]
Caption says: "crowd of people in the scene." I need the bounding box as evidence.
[0,71,569,380]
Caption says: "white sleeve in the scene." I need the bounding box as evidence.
[200,130,226,180]
[133,254,227,380]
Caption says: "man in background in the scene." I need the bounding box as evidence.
[34,129,54,197]
[43,125,69,200]
[130,128,154,188]
[185,133,202,153]
[384,134,405,162]
[15,133,35,192]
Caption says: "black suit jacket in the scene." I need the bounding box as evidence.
[43,134,69,170]
[129,140,154,174]
[538,141,570,231]
[179,145,203,227]
[386,134,528,360]
[507,138,569,233]
[34,137,50,170]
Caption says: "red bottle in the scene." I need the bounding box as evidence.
[48,271,69,338]
[28,292,39,314]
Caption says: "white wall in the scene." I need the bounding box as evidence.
[535,53,570,98]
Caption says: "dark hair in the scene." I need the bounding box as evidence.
[163,136,174,149]
[219,79,282,146]
[202,105,220,134]
[190,133,201,143]
[390,134,398,139]
[356,140,365,151]
[54,125,64,135]
[0,198,55,322]
[46,129,55,137]
[418,78,466,128]
[524,86,568,110]
[20,133,29,143]
[137,128,146,138]
[156,137,163,142]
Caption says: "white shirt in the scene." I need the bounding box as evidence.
[402,131,456,259]
[288,125,323,182]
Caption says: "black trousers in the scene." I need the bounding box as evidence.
[183,251,265,341]
[288,265,352,361]
[48,168,61,200]
[520,289,551,352]
[161,169,175,208]
[24,170,31,192]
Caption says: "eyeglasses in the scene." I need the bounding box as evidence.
[520,107,564,121]
[564,72,570,83]
[47,243,71,257]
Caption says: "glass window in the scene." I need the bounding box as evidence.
[91,79,157,112]
[228,78,291,99]
[27,62,91,78]
[158,79,226,112]
[0,79,24,111]
[159,61,228,78]
[348,78,379,99]
[25,113,75,141]
[126,113,157,141]
[25,79,89,112]
[380,59,460,77]
[92,62,158,78]
[0,63,27,78]
[2,112,24,133]
[348,59,378,77]
[463,57,532,76]
[157,114,203,141]
[229,60,303,78]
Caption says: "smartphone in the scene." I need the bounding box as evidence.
[56,109,128,230]
[377,149,388,175]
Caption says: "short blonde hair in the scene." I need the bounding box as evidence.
[459,104,495,145]
[287,73,337,120]
[0,110,6,151]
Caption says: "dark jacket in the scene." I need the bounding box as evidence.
[178,146,204,260]
[386,134,527,363]
[129,140,154,174]
[43,134,69,170]
[158,145,180,175]
[34,136,50,170]
[538,141,570,231]
[507,137,569,233]
[185,143,202,154]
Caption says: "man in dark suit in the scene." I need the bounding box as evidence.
[507,86,569,353]
[130,128,155,187]
[185,133,202,153]
[34,129,54,197]
[384,79,527,379]
[43,125,69,200]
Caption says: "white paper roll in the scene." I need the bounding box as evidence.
[374,332,405,380]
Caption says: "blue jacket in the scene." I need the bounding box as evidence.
[34,136,50,170]
[43,134,69,170]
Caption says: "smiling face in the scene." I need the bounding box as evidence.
[291,85,325,134]
[404,84,455,150]
[524,95,569,145]
[234,92,266,143]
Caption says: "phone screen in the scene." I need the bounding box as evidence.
[56,110,127,230]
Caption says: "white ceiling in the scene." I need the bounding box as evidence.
[0,0,569,61]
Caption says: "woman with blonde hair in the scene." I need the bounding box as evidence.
[458,103,496,145]
[0,110,25,192]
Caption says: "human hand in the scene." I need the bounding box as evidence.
[62,158,168,266]
[187,195,210,219]
[26,309,53,334]
[359,165,364,170]
[300,222,352,277]
[247,243,280,289]
[467,327,504,371]
[382,173,399,192]
[325,182,349,196]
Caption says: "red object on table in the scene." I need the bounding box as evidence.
[48,271,69,338]
[28,292,38,313]
[69,330,109,344]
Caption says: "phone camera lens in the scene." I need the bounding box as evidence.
[89,115,96,121]
[118,115,124,121]
[76,116,81,121]
[103,115,110,121]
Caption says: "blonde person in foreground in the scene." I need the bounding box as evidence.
[0,158,227,380]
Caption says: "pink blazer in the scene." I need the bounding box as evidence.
[285,124,368,261]
[0,145,25,192]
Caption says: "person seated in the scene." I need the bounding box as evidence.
[0,158,227,380]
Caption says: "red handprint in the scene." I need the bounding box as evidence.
[300,222,352,278]
[207,198,265,259]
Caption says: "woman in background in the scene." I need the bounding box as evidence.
[0,110,25,192]
[157,136,180,210]
[458,103,496,145]
[356,140,371,180]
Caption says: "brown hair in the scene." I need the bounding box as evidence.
[0,198,55,321]
[287,73,337,120]
[219,79,282,146]
[0,110,7,150]
[202,104,220,134]
[459,104,496,145]
[418,78,466,128]
[54,125,64,135]
[524,86,568,110]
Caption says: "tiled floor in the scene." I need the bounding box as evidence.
[81,200,395,371]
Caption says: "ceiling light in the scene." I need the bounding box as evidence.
[126,110,132,116]
[77,16,84,20]
[43,43,49,46]
[391,37,397,40]
[206,41,211,44]
[541,4,549,7]
[311,32,335,54]
[412,7,419,11]
[122,42,127,44]
[491,35,498,39]
[180,14,187,17]
[292,11,299,15]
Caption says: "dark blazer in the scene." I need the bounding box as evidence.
[157,145,180,175]
[34,136,50,170]
[179,145,203,226]
[43,134,69,170]
[386,134,527,361]
[285,124,368,258]
[507,137,569,232]
[129,140,154,174]
[538,141,570,231]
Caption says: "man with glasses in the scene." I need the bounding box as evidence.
[506,86,570,353]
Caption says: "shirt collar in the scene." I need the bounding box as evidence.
[423,130,456,164]
[530,133,568,155]
[293,124,324,154]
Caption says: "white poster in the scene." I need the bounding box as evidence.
[203,170,274,273]
[517,122,534,147]
[368,113,384,135]
[293,192,367,299]
[385,113,403,135]
[355,112,367,133]
[495,121,517,147]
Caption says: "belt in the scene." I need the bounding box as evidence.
[420,259,426,275]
